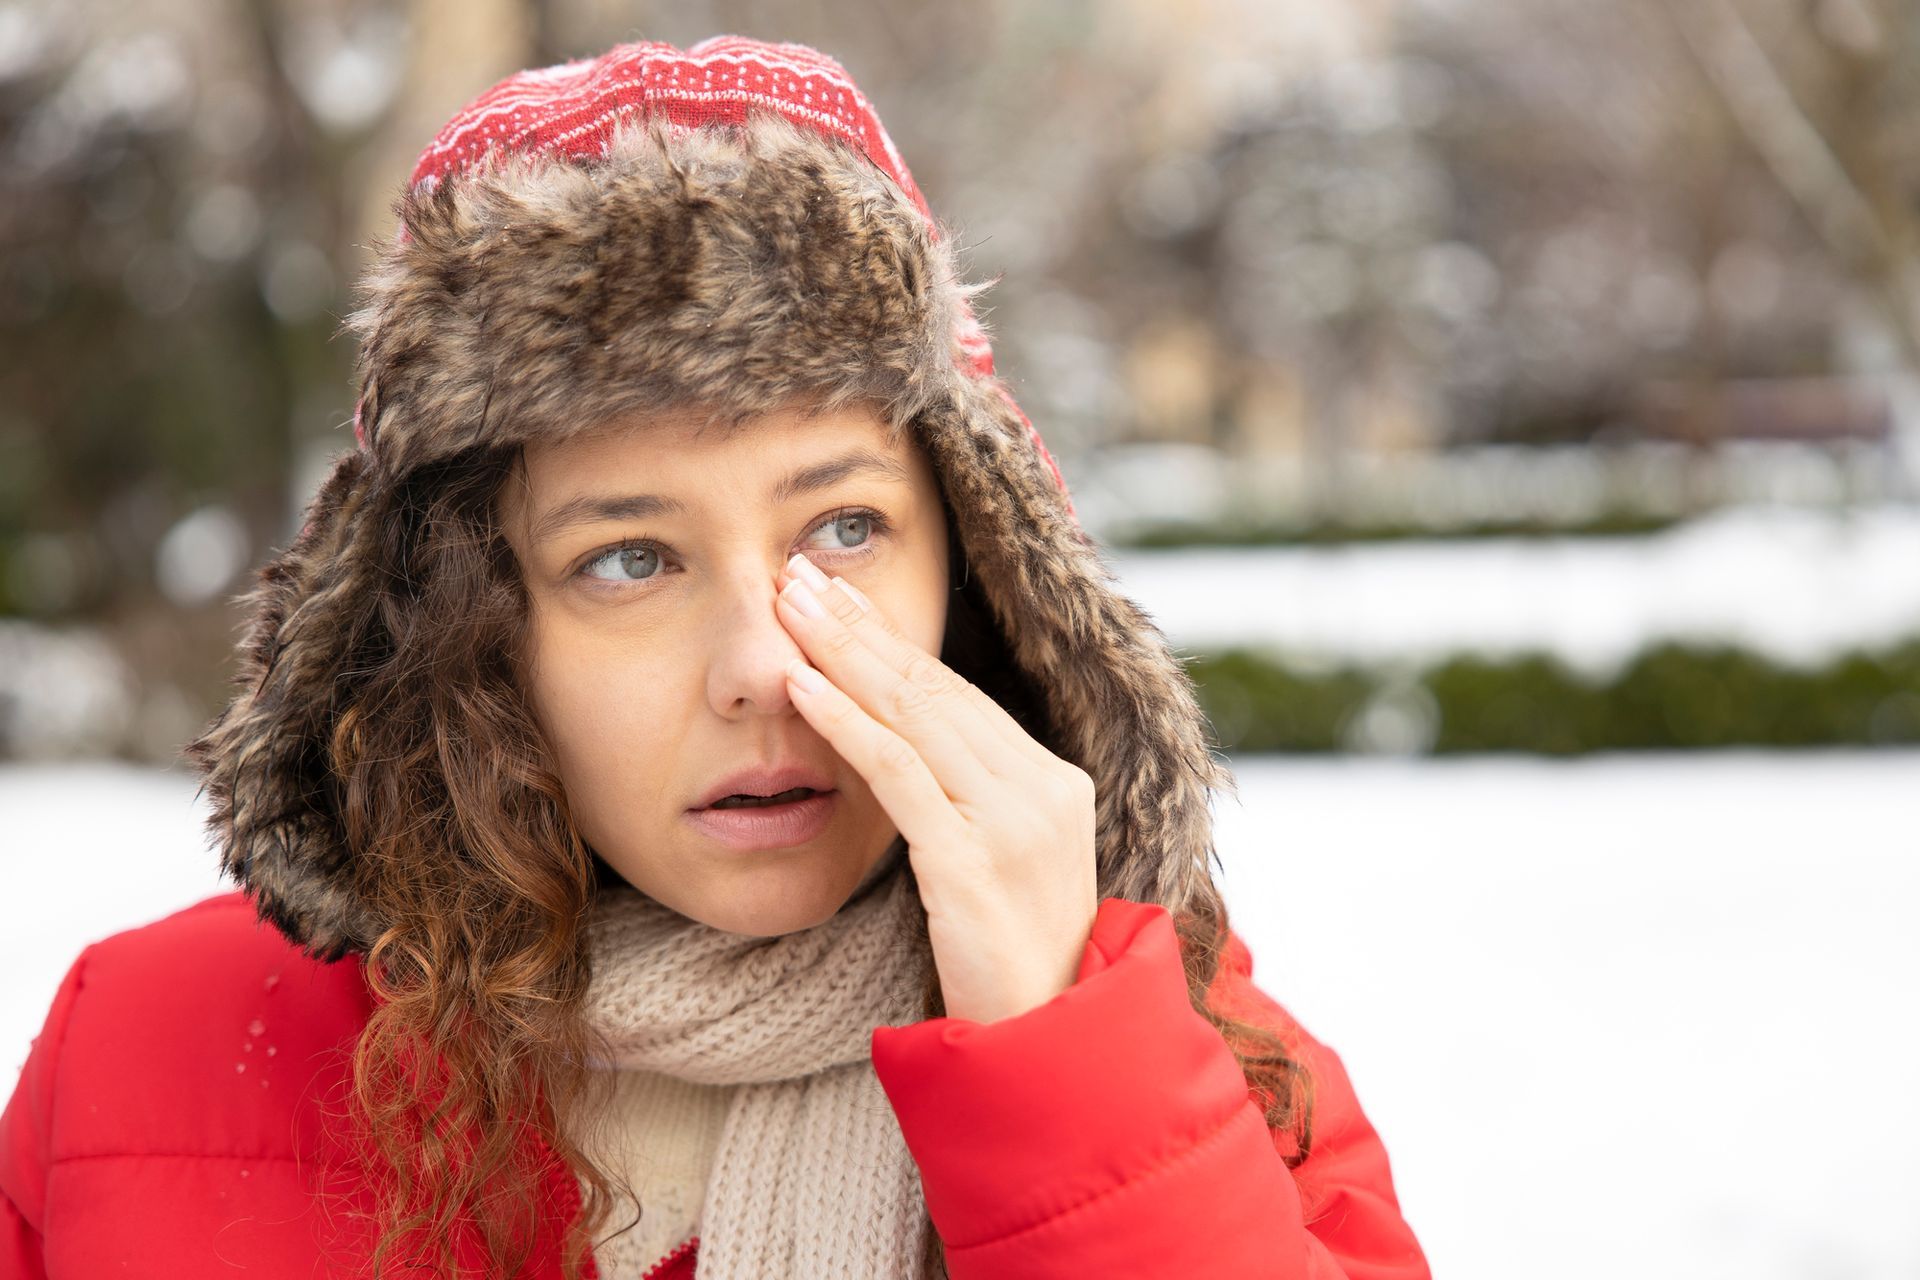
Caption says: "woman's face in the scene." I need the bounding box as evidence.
[500,400,950,937]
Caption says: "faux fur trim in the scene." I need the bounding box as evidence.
[348,110,972,472]
[190,110,1235,961]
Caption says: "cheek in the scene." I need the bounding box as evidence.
[900,537,950,658]
[909,580,948,660]
[524,614,680,824]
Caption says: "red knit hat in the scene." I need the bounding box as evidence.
[350,35,1068,511]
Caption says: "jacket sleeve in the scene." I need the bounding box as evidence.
[869,897,1430,1280]
[1,948,88,1280]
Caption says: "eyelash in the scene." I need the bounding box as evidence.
[572,506,895,589]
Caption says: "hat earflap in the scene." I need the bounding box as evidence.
[189,447,393,961]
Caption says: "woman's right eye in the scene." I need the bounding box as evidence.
[581,544,661,582]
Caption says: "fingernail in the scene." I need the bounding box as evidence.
[781,578,827,618]
[833,577,872,614]
[786,658,828,694]
[787,553,832,592]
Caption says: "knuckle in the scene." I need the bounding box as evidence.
[854,603,897,636]
[902,653,949,693]
[827,591,866,625]
[888,678,934,721]
[876,734,921,777]
[818,626,862,661]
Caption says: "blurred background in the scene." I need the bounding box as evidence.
[2,0,1915,1275]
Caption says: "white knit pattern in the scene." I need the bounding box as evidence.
[574,841,941,1279]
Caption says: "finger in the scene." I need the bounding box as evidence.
[778,557,1050,773]
[783,655,970,854]
[777,573,1000,801]
[777,555,1003,759]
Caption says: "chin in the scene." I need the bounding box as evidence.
[690,877,847,937]
[645,849,865,938]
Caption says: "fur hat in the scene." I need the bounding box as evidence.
[190,35,1233,960]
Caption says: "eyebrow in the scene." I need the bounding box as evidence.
[529,447,914,546]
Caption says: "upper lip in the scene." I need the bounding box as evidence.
[693,763,836,810]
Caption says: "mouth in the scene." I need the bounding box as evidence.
[686,787,839,851]
[705,786,824,810]
[692,762,836,812]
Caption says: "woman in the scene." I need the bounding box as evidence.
[0,35,1430,1280]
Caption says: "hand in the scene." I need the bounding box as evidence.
[774,552,1099,1024]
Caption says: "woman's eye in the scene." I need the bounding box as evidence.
[805,513,875,552]
[581,544,661,582]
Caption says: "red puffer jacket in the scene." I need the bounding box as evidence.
[1,891,1429,1279]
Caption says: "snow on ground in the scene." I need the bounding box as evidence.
[1,763,234,1075]
[1108,503,1920,678]
[1209,749,1919,1279]
[3,752,1916,1277]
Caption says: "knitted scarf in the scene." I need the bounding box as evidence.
[574,838,947,1279]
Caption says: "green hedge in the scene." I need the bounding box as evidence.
[1113,510,1686,549]
[1184,639,1920,754]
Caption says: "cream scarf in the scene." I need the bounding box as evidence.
[574,839,947,1279]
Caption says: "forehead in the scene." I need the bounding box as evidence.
[537,399,899,469]
[501,400,930,531]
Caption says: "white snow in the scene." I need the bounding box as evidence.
[0,763,233,1069]
[3,752,1914,1276]
[1106,503,1920,678]
[1210,750,1919,1278]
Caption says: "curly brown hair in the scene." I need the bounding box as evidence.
[209,435,1314,1278]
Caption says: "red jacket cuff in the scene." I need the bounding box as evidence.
[869,896,1290,1253]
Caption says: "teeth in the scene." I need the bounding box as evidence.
[712,787,814,810]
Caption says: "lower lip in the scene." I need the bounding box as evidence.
[684,790,837,850]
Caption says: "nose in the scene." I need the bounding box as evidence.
[706,562,809,718]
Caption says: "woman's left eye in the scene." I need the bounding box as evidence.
[803,510,883,552]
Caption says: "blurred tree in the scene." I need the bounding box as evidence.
[0,0,406,756]
[347,0,532,273]
[1656,0,1920,369]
